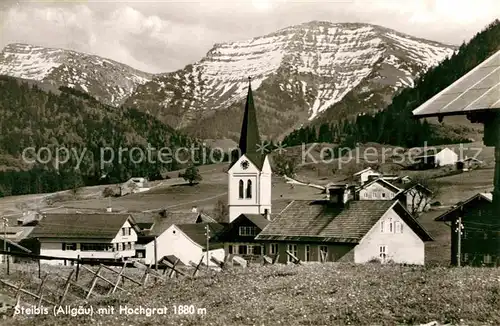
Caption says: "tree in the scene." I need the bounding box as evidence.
[402,176,441,217]
[212,199,229,223]
[179,166,202,185]
[272,154,298,177]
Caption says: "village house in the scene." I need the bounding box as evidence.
[218,213,270,261]
[435,192,500,267]
[352,167,383,185]
[142,222,226,267]
[413,147,458,169]
[255,185,433,265]
[0,226,33,264]
[355,177,432,214]
[27,213,139,265]
[456,157,482,171]
[134,209,217,263]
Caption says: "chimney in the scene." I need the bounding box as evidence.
[264,209,270,221]
[327,184,354,208]
[191,206,198,213]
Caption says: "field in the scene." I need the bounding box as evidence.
[3,263,500,326]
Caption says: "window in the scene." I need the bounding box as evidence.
[364,193,368,198]
[389,221,393,233]
[238,245,247,255]
[137,251,144,258]
[81,243,114,251]
[253,245,262,255]
[228,245,233,254]
[239,180,244,199]
[239,226,258,236]
[395,221,403,233]
[379,246,387,260]
[62,243,76,251]
[305,245,310,262]
[130,242,135,250]
[121,227,131,236]
[319,246,328,262]
[247,245,254,255]
[270,243,278,255]
[484,254,492,264]
[463,253,469,262]
[118,243,123,251]
[382,193,386,198]
[246,180,252,199]
[380,221,384,233]
[484,232,488,240]
[287,244,298,262]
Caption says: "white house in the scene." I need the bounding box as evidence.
[414,147,458,168]
[134,210,217,263]
[227,78,272,223]
[356,178,432,214]
[356,178,401,200]
[28,213,139,265]
[255,186,433,265]
[142,223,226,267]
[352,167,382,185]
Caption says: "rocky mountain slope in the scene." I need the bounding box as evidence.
[125,21,456,140]
[0,43,152,106]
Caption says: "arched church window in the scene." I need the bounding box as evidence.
[246,179,252,199]
[239,180,244,199]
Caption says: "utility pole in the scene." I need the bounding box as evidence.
[456,210,464,267]
[205,225,210,270]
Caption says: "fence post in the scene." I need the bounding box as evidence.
[38,258,41,278]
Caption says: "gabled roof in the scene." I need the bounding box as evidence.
[256,199,433,243]
[237,213,270,230]
[175,223,227,249]
[357,178,402,193]
[435,192,492,221]
[256,200,395,243]
[29,213,135,239]
[353,167,380,176]
[148,212,216,237]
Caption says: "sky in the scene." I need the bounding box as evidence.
[0,0,498,73]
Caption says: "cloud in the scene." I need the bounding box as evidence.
[0,0,499,73]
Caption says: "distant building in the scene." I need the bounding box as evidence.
[255,185,433,265]
[456,157,482,171]
[413,147,458,169]
[435,192,500,267]
[352,167,382,186]
[121,177,150,196]
[28,213,139,265]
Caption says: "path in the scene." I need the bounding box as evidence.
[142,192,228,212]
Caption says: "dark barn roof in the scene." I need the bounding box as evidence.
[29,213,134,240]
[435,192,492,222]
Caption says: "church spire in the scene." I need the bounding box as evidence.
[238,77,261,155]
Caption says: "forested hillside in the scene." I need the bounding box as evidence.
[283,19,500,148]
[0,77,218,197]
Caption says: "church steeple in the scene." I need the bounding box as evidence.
[238,77,261,155]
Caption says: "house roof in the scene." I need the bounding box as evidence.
[239,214,270,229]
[175,222,227,249]
[353,167,380,176]
[148,212,216,237]
[256,199,433,243]
[0,238,32,253]
[256,200,396,243]
[29,213,134,239]
[357,178,402,193]
[435,192,492,221]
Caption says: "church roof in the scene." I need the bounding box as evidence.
[229,77,266,170]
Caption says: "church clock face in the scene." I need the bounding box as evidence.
[241,160,249,170]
